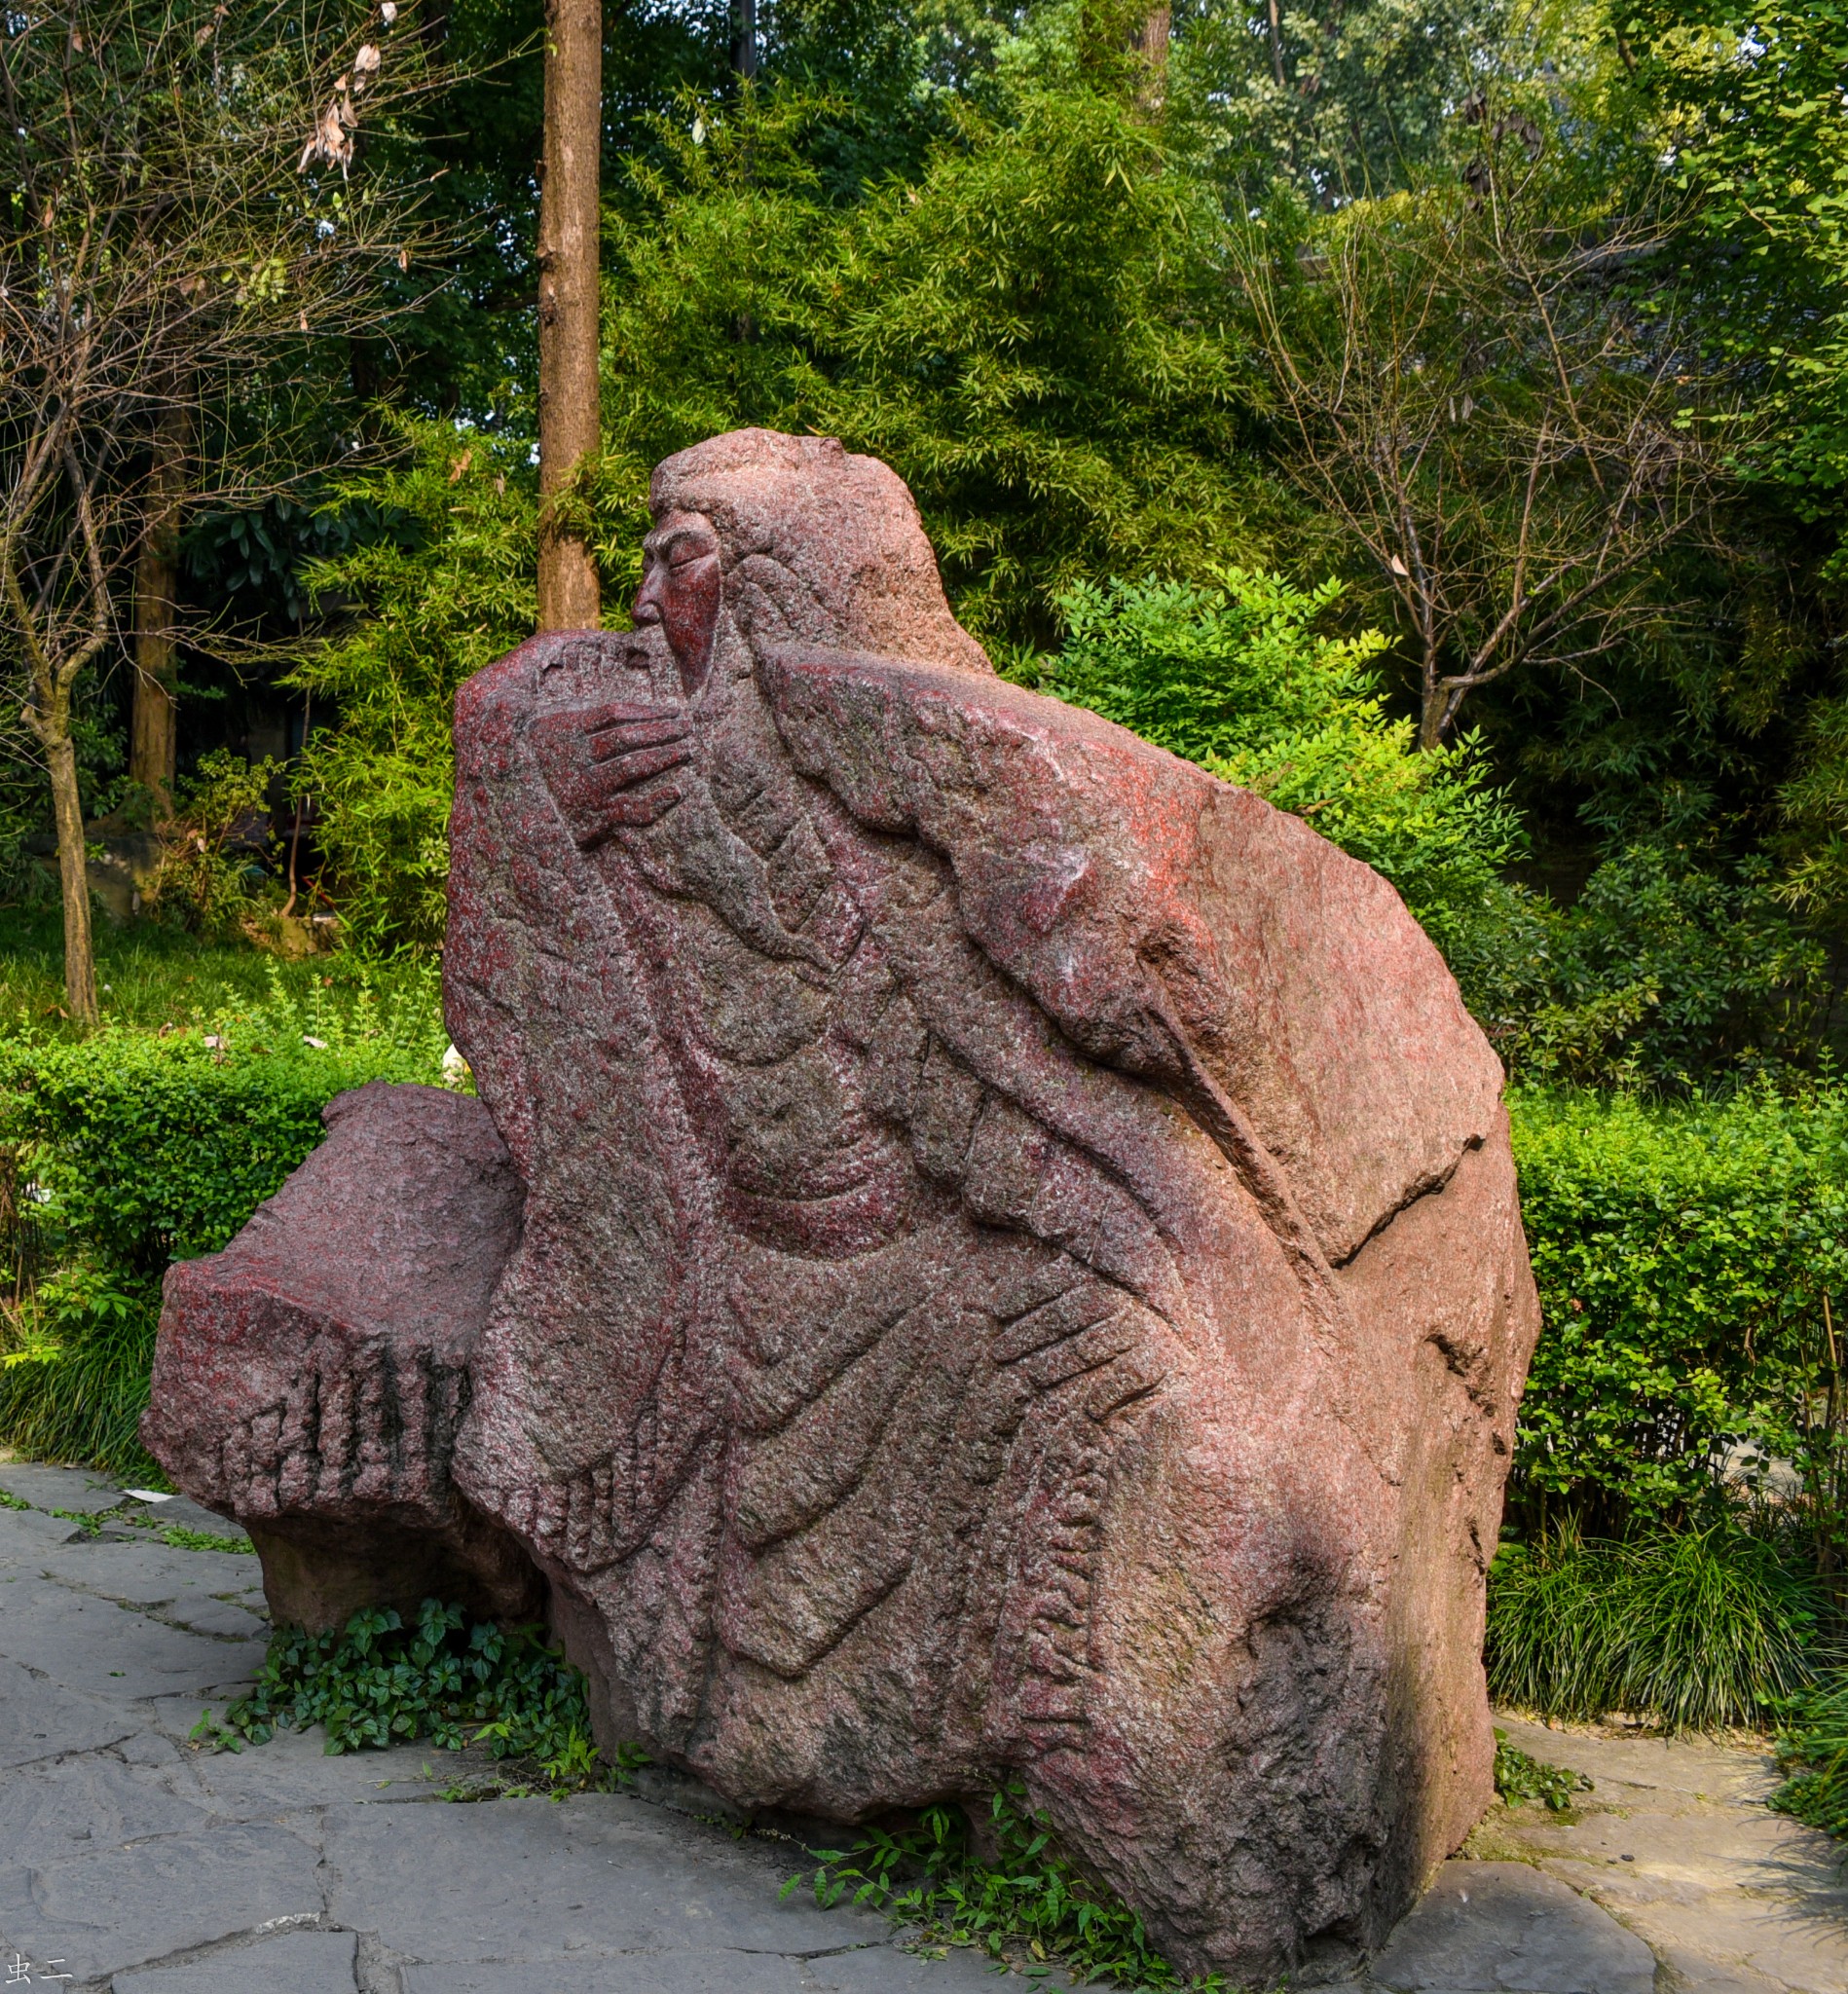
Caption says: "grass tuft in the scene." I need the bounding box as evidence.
[1487,1516,1823,1729]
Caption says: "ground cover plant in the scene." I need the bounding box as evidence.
[789,1785,1227,1992]
[1492,1734,1592,1812]
[193,1597,633,1796]
[1771,1675,1848,1836]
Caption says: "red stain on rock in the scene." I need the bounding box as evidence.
[145,429,1540,1983]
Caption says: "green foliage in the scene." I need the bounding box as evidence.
[288,424,538,953]
[1485,1518,1823,1728]
[1637,0,1848,520]
[603,74,1266,649]
[0,963,446,1470]
[787,1781,1224,1990]
[0,987,443,1273]
[195,1598,629,1794]
[1772,1671,1848,1836]
[1492,1733,1593,1812]
[146,1522,253,1553]
[0,1265,164,1475]
[1460,847,1828,1089]
[1507,1086,1848,1531]
[141,751,284,941]
[1040,571,1522,948]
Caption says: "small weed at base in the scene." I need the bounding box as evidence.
[1493,1732,1593,1812]
[0,1488,27,1510]
[786,1782,1226,1991]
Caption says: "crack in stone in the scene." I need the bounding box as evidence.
[32,1568,267,1646]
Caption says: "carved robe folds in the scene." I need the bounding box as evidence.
[145,429,1539,1984]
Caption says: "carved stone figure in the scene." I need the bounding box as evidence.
[145,427,1540,1983]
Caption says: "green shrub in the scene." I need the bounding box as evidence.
[1041,572,1521,953]
[789,1783,1224,1991]
[1509,1085,1848,1534]
[1486,1518,1824,1728]
[288,425,538,953]
[1460,846,1829,1090]
[194,1597,634,1794]
[0,966,447,1472]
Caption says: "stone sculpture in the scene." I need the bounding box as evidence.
[144,427,1541,1983]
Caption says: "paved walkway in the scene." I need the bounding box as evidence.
[1478,1714,1848,1994]
[2,1459,1845,1993]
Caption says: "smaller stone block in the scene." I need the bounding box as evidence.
[142,1081,536,1631]
[1371,1861,1656,1994]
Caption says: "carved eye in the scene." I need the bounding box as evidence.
[668,541,707,568]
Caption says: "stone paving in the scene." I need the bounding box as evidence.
[4,1459,1846,1993]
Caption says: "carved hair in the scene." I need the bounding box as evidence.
[649,428,993,677]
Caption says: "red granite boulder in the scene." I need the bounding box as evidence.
[146,428,1540,1985]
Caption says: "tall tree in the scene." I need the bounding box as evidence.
[129,398,191,805]
[535,0,602,628]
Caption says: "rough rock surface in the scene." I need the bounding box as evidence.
[147,427,1541,1983]
[143,1081,535,1631]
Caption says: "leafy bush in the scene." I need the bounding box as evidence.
[141,750,285,940]
[1040,572,1521,952]
[1508,1086,1848,1537]
[1460,847,1829,1090]
[0,966,447,1471]
[789,1782,1224,1991]
[194,1597,631,1794]
[288,424,537,953]
[1486,1519,1824,1728]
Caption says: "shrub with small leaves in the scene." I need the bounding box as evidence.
[1772,1673,1848,1838]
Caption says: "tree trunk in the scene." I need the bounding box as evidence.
[732,0,758,79]
[536,0,602,632]
[130,398,191,805]
[45,720,99,1027]
[1136,3,1169,110]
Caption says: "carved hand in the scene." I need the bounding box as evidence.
[532,701,693,850]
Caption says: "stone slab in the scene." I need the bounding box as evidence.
[0,1824,324,1982]
[807,1944,1074,1990]
[114,1929,359,1994]
[0,1461,124,1513]
[0,1754,209,1846]
[0,1575,265,1700]
[320,1796,901,1963]
[1371,1861,1656,1994]
[396,1954,812,1993]
[0,1656,135,1769]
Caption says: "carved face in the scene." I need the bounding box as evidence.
[634,510,722,696]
